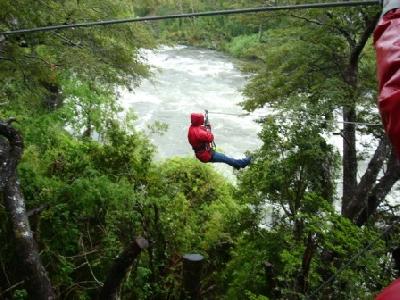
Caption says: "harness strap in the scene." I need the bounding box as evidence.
[192,143,211,153]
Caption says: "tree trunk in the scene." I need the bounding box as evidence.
[0,120,55,300]
[340,33,360,215]
[356,150,400,226]
[343,136,390,219]
[392,247,400,277]
[341,105,358,215]
[99,237,148,300]
[296,233,317,295]
[340,12,381,217]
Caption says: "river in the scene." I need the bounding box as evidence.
[119,45,263,179]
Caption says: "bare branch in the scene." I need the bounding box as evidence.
[79,234,103,287]
[289,13,323,26]
[0,281,25,297]
[52,32,83,48]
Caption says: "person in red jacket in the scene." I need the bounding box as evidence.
[374,2,400,299]
[188,112,251,169]
[374,0,400,158]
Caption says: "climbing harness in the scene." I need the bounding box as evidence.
[204,109,210,127]
[205,109,217,150]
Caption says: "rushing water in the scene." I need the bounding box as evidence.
[119,45,263,178]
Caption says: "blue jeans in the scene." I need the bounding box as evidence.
[210,151,251,169]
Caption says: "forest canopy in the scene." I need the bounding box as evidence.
[0,1,399,299]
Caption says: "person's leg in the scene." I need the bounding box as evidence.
[210,151,251,169]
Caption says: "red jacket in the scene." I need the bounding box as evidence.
[188,113,214,162]
[375,278,400,300]
[374,7,400,158]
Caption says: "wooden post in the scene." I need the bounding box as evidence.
[181,253,204,300]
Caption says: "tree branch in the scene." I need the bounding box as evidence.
[0,281,25,297]
[343,136,390,219]
[289,14,323,26]
[98,237,148,300]
[325,12,355,48]
[349,12,380,68]
[296,233,317,294]
[52,32,83,49]
[356,151,400,226]
[26,204,50,217]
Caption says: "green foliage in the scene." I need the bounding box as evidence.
[154,158,233,207]
[9,123,243,299]
[13,289,28,300]
[223,205,391,299]
[13,118,149,296]
[1,0,155,120]
[60,77,120,137]
[246,292,269,300]
[146,120,169,135]
[223,231,285,299]
[0,1,397,300]
[225,34,262,58]
[121,158,241,299]
[239,119,339,211]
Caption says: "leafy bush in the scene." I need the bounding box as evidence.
[225,34,262,58]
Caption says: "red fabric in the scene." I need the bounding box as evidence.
[374,9,400,158]
[375,278,400,300]
[188,113,214,162]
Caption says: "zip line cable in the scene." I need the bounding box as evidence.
[207,111,250,117]
[206,111,382,127]
[0,1,380,36]
[271,117,382,127]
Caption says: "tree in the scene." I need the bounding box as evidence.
[0,0,154,114]
[230,119,393,298]
[0,120,55,299]
[240,4,399,225]
[0,1,156,297]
